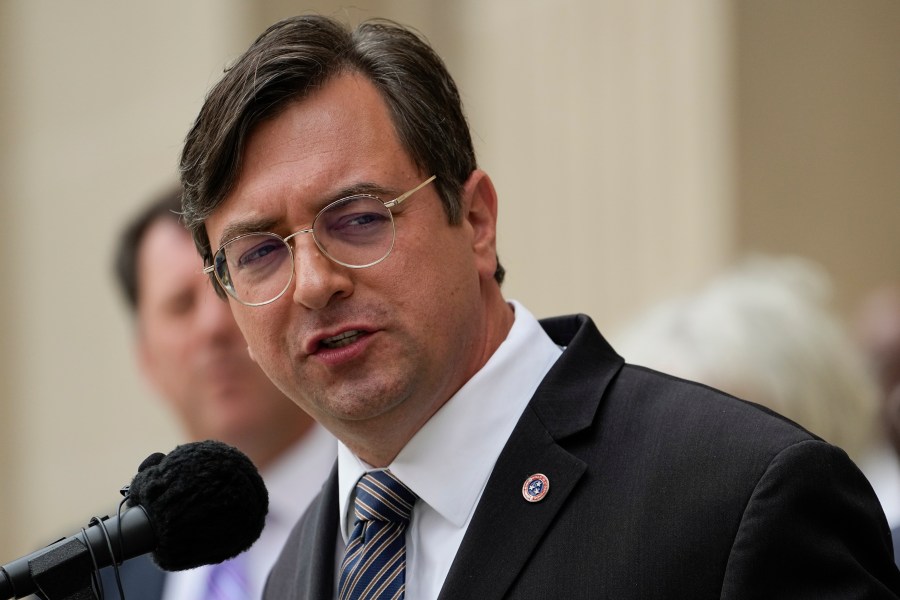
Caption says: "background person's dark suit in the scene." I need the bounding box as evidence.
[100,554,165,600]
[265,314,900,599]
[893,526,900,569]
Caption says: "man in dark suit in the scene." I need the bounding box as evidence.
[177,14,900,598]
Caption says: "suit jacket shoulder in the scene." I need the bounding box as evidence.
[265,313,900,599]
[438,314,900,598]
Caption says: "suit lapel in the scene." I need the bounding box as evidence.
[296,465,339,598]
[438,315,623,599]
[437,406,587,600]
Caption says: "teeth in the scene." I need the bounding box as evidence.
[321,330,363,349]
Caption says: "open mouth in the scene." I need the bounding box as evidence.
[320,330,365,350]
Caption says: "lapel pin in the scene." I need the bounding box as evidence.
[522,473,549,502]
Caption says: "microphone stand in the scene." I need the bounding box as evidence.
[2,536,94,600]
[2,506,151,599]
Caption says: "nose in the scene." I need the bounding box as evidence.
[290,235,354,310]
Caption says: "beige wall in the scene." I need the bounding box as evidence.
[1,0,893,564]
[0,0,259,557]
[259,0,735,328]
[0,1,14,553]
[735,0,900,315]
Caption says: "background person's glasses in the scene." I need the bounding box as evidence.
[204,176,437,306]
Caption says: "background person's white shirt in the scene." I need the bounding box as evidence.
[162,424,336,600]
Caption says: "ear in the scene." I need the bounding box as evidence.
[460,169,499,282]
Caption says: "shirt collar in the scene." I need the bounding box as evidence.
[263,424,337,528]
[338,300,562,539]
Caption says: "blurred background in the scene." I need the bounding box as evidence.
[1,0,898,562]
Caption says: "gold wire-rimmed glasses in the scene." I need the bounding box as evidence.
[203,175,437,306]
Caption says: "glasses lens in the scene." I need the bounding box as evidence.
[216,233,293,305]
[314,195,395,268]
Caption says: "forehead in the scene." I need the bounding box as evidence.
[137,218,204,302]
[205,72,418,247]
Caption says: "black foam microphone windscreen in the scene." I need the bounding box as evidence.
[126,439,269,570]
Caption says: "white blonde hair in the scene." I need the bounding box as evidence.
[614,254,879,462]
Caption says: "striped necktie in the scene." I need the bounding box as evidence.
[338,470,418,600]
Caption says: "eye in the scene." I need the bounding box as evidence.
[233,236,289,270]
[345,212,380,227]
[333,210,390,233]
[164,290,195,317]
[319,196,391,242]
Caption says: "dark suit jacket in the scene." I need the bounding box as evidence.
[99,554,166,600]
[265,314,900,598]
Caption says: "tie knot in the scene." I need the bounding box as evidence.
[354,470,417,525]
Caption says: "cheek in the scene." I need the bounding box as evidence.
[399,224,474,283]
[232,307,290,374]
[422,240,479,298]
[143,329,190,372]
[386,243,481,340]
[231,305,265,345]
[140,336,196,408]
[375,248,451,314]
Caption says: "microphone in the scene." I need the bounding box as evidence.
[0,440,268,599]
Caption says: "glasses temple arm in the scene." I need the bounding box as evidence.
[383,175,437,208]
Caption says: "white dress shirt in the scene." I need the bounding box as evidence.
[336,301,562,599]
[162,424,336,600]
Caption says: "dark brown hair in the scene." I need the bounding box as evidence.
[179,15,504,292]
[113,184,183,311]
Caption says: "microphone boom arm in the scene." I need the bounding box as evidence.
[0,505,154,600]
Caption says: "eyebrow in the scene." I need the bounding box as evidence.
[334,182,399,201]
[217,217,282,248]
[214,181,402,248]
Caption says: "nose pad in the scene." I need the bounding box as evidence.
[290,233,353,310]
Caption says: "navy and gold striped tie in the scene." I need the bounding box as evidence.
[339,470,418,600]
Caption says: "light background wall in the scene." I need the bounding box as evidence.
[0,0,897,561]
[734,0,900,303]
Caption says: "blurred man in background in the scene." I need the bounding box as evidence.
[106,185,335,600]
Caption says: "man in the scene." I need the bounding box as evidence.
[178,15,900,598]
[107,187,335,600]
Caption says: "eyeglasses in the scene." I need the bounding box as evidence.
[203,175,437,306]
